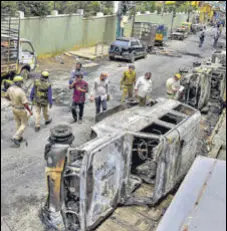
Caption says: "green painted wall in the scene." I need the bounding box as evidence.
[19,13,189,56]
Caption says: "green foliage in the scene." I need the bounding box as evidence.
[1,1,114,17]
[1,1,18,15]
[17,1,52,16]
[135,1,157,14]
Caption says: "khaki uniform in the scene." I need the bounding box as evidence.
[120,70,136,102]
[5,85,29,140]
[33,79,51,128]
[166,77,181,99]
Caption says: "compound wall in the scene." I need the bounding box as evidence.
[20,12,190,56]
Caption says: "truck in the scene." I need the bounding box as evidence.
[132,22,157,52]
[132,22,168,49]
[1,13,37,93]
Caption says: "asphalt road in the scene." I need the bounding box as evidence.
[1,28,225,231]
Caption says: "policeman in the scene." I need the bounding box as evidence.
[30,71,53,132]
[166,73,182,99]
[5,76,33,146]
[120,65,136,103]
[2,79,13,93]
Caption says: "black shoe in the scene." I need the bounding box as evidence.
[18,137,23,142]
[11,138,20,147]
[45,119,52,125]
[35,127,41,132]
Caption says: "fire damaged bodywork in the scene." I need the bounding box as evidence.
[181,50,226,111]
[41,98,201,231]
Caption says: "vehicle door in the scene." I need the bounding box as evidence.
[152,111,200,203]
[130,40,140,57]
[80,134,133,231]
[19,41,37,70]
[137,39,146,57]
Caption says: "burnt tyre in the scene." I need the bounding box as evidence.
[48,124,75,144]
[109,56,115,61]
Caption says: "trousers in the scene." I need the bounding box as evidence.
[95,97,107,114]
[13,108,28,140]
[138,97,147,106]
[121,85,133,103]
[71,102,84,121]
[36,105,49,127]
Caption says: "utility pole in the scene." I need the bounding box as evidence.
[116,1,122,38]
[170,7,176,35]
[131,6,136,37]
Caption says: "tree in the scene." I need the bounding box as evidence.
[17,1,52,16]
[1,1,18,15]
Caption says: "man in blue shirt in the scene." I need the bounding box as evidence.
[69,62,85,85]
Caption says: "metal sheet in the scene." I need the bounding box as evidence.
[156,156,226,231]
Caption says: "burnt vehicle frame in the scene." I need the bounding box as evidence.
[42,98,201,231]
[181,51,226,111]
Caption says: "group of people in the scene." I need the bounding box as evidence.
[4,71,53,146]
[199,22,223,48]
[4,59,183,147]
[68,63,153,124]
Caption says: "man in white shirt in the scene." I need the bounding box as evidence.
[135,72,152,106]
[90,73,109,114]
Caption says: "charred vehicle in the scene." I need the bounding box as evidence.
[181,50,226,111]
[41,98,201,231]
[171,27,188,40]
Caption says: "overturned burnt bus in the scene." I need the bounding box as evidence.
[181,50,226,111]
[41,98,201,231]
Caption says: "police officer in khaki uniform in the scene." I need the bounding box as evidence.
[5,76,33,146]
[166,73,182,99]
[120,65,136,103]
[30,71,53,132]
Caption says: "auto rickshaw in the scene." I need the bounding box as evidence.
[155,24,168,46]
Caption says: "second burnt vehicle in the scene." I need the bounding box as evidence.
[41,98,201,231]
[108,37,147,62]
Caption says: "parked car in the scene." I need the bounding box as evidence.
[108,37,147,63]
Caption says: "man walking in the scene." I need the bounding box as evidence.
[120,65,136,103]
[69,62,84,84]
[30,71,53,132]
[5,76,33,146]
[199,27,206,48]
[135,72,153,106]
[90,73,109,114]
[213,24,221,48]
[69,73,88,123]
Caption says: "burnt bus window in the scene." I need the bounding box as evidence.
[159,113,184,125]
[140,123,171,135]
[173,104,194,116]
